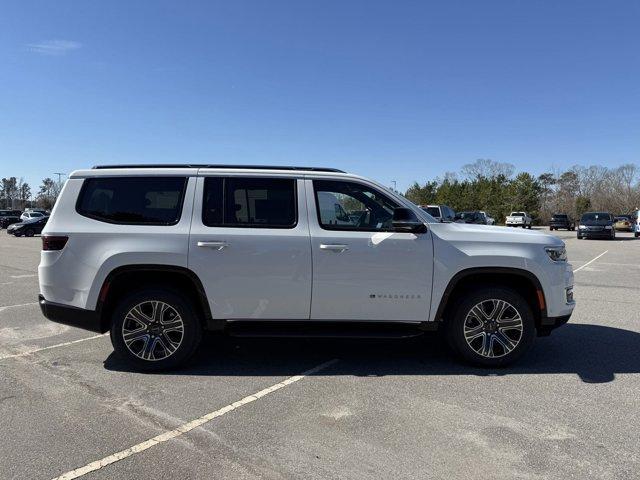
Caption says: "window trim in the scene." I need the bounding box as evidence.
[201,176,298,229]
[75,176,189,226]
[312,179,400,232]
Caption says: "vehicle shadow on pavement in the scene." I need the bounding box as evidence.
[104,324,640,384]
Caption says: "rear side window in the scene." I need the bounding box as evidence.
[77,177,187,225]
[202,177,297,228]
[424,206,440,217]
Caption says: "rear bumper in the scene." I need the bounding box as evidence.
[38,295,107,333]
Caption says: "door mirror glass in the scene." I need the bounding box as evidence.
[392,208,427,233]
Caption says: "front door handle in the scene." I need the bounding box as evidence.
[197,241,229,251]
[319,244,349,252]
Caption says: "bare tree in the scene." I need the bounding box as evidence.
[462,159,515,180]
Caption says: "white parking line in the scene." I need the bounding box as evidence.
[0,334,107,361]
[10,273,38,278]
[573,250,608,273]
[0,301,38,313]
[50,358,339,480]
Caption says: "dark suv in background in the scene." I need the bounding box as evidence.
[549,214,575,231]
[0,210,22,229]
[577,212,615,240]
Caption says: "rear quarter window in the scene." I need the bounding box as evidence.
[76,177,188,225]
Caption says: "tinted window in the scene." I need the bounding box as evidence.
[203,177,297,228]
[553,214,567,219]
[424,206,440,217]
[77,177,187,225]
[313,180,400,231]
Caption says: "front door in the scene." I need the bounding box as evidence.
[189,175,312,319]
[307,178,433,321]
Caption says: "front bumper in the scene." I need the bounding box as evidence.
[578,229,612,238]
[39,295,107,333]
[538,313,572,336]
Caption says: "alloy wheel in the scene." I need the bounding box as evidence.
[121,300,185,361]
[463,299,524,358]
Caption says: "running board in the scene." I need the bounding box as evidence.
[224,321,428,339]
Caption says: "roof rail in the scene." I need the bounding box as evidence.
[92,164,345,173]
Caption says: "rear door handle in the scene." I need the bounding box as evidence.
[197,241,229,250]
[319,244,349,252]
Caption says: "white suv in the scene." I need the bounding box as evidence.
[38,165,575,370]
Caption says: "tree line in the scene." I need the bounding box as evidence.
[404,159,640,224]
[0,177,63,210]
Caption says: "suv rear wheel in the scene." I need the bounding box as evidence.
[110,288,202,371]
[446,287,535,367]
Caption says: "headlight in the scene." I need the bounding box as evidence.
[545,245,567,262]
[578,225,587,229]
[604,225,612,230]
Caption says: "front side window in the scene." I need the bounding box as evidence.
[313,180,400,231]
[202,177,297,228]
[76,177,187,225]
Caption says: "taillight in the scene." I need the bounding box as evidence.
[42,235,68,251]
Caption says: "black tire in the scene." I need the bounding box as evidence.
[549,227,554,231]
[446,287,536,367]
[110,288,203,371]
[527,224,532,229]
[24,229,35,237]
[635,232,639,238]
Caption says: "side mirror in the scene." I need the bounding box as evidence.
[392,207,427,233]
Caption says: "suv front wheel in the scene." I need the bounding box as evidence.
[446,287,535,367]
[110,288,202,371]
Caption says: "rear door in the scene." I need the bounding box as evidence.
[189,174,312,319]
[307,178,433,321]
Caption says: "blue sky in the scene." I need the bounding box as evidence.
[1,0,639,192]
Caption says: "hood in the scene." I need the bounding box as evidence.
[429,222,563,247]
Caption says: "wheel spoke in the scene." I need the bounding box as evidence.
[464,324,484,341]
[497,317,522,329]
[127,305,153,327]
[123,330,148,346]
[470,304,489,321]
[491,300,509,320]
[493,330,517,353]
[479,334,493,357]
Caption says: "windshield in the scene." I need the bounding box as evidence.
[511,212,525,217]
[552,214,567,219]
[581,212,612,223]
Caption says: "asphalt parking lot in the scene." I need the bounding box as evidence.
[1,228,639,480]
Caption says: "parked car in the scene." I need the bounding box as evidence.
[577,212,615,240]
[39,164,575,370]
[506,212,533,228]
[20,211,46,221]
[613,216,633,232]
[8,216,49,237]
[454,211,490,224]
[421,204,455,222]
[479,211,495,225]
[549,214,575,231]
[0,209,22,229]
